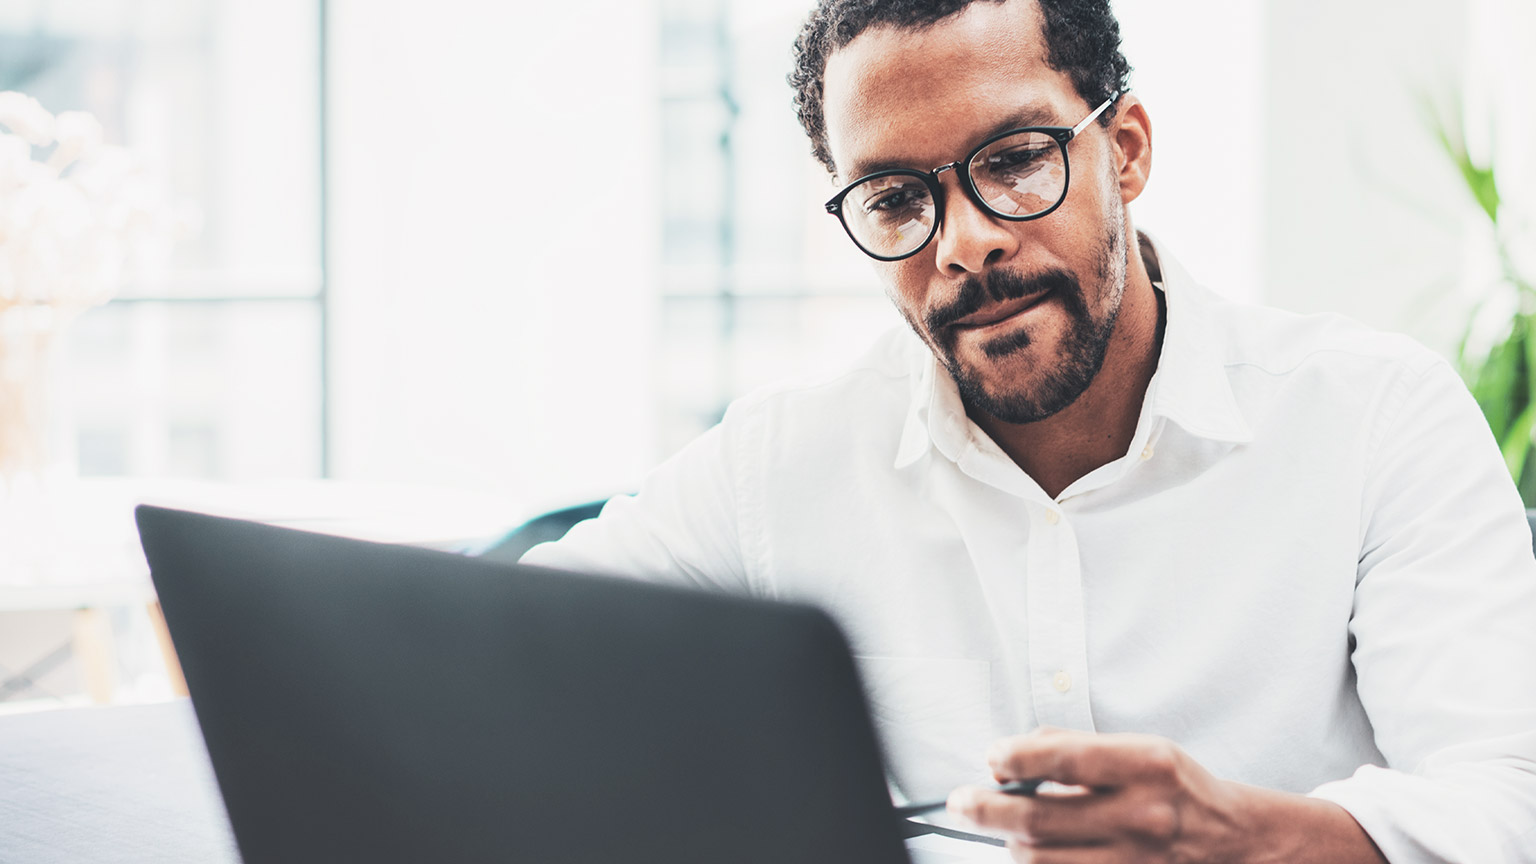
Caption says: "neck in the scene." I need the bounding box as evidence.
[968,231,1165,499]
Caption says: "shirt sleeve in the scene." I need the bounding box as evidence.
[517,409,755,595]
[1308,357,1536,862]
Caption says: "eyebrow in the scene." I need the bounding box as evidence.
[842,105,1063,180]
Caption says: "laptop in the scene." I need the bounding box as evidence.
[136,504,917,864]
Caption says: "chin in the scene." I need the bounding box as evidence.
[949,343,1100,425]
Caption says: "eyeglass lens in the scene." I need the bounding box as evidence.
[841,130,1067,259]
[842,175,939,261]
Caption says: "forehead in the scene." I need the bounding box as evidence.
[822,0,1082,180]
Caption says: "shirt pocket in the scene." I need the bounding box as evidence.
[855,655,994,801]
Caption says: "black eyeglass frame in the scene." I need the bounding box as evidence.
[823,92,1122,262]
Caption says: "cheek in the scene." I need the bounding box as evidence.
[1056,145,1117,221]
[878,261,932,321]
[1040,153,1122,277]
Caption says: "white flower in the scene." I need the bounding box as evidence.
[0,92,187,310]
[48,111,103,173]
[0,131,31,192]
[69,144,135,199]
[0,91,55,147]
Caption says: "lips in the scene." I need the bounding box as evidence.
[952,287,1054,330]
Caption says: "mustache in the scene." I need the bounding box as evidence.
[925,268,1079,334]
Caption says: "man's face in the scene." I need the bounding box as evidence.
[821,0,1129,424]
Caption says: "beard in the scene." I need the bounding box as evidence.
[913,205,1128,425]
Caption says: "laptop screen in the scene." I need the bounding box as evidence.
[138,504,913,864]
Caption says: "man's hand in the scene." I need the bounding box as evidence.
[945,727,1387,864]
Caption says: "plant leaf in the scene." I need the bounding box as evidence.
[1466,161,1501,224]
[1471,327,1520,435]
[1502,401,1536,479]
[1420,91,1501,224]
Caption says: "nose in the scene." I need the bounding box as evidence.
[931,172,1021,276]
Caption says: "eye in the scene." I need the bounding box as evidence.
[983,144,1054,176]
[864,187,924,214]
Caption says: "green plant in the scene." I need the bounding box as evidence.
[1426,99,1536,503]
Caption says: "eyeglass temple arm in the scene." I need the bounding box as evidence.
[1070,91,1123,138]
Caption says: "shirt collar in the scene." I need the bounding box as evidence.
[1141,233,1253,446]
[893,345,969,469]
[893,232,1252,471]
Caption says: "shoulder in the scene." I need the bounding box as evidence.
[1186,287,1470,458]
[701,327,930,482]
[724,327,926,430]
[1199,287,1447,384]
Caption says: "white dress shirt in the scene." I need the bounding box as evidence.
[523,237,1536,862]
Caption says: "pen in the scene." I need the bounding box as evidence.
[894,778,1044,818]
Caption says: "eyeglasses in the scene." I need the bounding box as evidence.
[824,93,1121,261]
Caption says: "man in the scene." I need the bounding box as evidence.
[524,0,1536,860]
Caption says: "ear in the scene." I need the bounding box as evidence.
[1109,94,1152,205]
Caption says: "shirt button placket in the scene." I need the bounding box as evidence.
[1025,504,1095,731]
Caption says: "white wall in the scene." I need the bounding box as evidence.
[1260,0,1473,351]
[328,0,660,511]
[1115,0,1266,302]
[1125,0,1499,356]
[1467,0,1535,297]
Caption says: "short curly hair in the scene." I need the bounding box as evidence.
[789,0,1132,175]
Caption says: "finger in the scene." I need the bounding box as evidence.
[987,731,1184,789]
[947,784,1117,845]
[1004,839,1124,864]
[950,783,1182,848]
[989,727,1071,783]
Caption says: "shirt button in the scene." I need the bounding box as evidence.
[1053,671,1072,693]
[1140,444,1154,461]
[1044,509,1060,525]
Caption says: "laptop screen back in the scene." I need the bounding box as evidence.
[137,505,912,864]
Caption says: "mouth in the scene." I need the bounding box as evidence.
[951,287,1055,331]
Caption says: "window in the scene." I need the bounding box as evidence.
[1,0,324,480]
[657,0,899,454]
